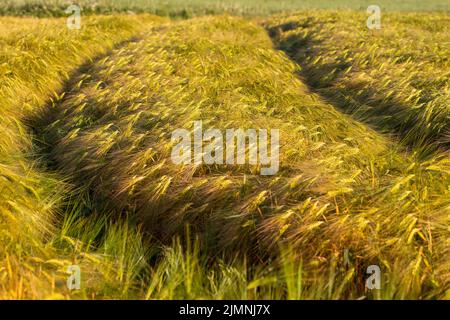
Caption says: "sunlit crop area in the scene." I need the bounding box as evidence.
[0,2,449,300]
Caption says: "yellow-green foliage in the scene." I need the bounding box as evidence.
[265,11,450,150]
[0,14,166,299]
[32,15,450,299]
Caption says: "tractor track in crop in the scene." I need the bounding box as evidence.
[264,19,450,154]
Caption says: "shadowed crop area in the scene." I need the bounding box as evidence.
[0,2,449,301]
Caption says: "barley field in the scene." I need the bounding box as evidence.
[0,1,449,300]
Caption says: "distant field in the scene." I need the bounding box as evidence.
[1,0,450,17]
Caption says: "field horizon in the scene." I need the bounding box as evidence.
[1,0,450,17]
